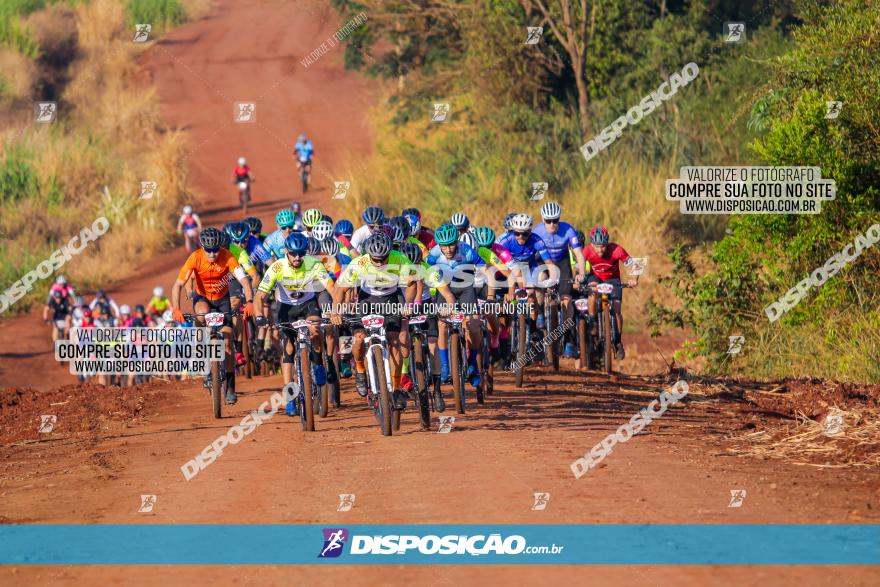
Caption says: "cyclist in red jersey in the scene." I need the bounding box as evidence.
[583,225,639,360]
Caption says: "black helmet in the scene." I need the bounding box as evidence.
[199,227,223,249]
[322,213,333,225]
[321,238,339,257]
[225,221,250,243]
[399,242,422,265]
[244,216,262,234]
[362,206,385,225]
[576,230,586,248]
[364,232,392,259]
[306,236,321,256]
[134,304,145,313]
[219,230,231,249]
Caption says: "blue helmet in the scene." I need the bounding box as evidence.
[362,206,384,225]
[335,219,354,238]
[284,232,309,254]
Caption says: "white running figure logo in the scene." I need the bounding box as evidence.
[321,529,346,557]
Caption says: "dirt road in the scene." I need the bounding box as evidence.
[1,1,877,585]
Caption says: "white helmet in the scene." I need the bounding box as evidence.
[450,213,469,230]
[312,220,333,241]
[540,201,561,220]
[183,205,193,215]
[153,286,164,298]
[120,304,131,314]
[459,232,477,250]
[509,213,534,231]
[56,275,67,285]
[238,157,246,166]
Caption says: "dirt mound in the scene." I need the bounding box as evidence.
[723,378,880,468]
[0,381,171,445]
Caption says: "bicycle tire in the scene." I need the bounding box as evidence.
[578,316,590,371]
[242,320,252,379]
[547,301,559,371]
[514,314,526,388]
[412,336,430,429]
[300,347,315,431]
[372,346,393,436]
[602,305,613,374]
[450,332,465,414]
[319,353,330,418]
[210,360,222,419]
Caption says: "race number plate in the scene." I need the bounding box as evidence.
[291,319,311,329]
[362,314,384,328]
[162,310,174,323]
[597,283,614,295]
[205,312,225,326]
[409,315,427,324]
[449,313,465,323]
[338,336,353,354]
[574,299,590,312]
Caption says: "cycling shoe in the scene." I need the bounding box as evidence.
[285,399,298,416]
[433,388,446,412]
[313,364,327,386]
[354,372,368,397]
[392,390,407,410]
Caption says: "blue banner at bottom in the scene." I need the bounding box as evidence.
[0,525,877,564]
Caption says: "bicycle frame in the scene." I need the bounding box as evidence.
[361,315,394,401]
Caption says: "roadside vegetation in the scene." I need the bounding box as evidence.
[330,0,877,382]
[0,0,210,314]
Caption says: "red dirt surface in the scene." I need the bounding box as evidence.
[1,1,878,585]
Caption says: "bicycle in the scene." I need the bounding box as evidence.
[581,282,631,374]
[441,313,469,415]
[298,155,311,194]
[535,279,562,371]
[342,315,398,436]
[184,309,241,419]
[272,317,331,431]
[407,312,437,429]
[573,293,592,371]
[509,289,531,388]
[236,179,252,214]
[320,317,341,411]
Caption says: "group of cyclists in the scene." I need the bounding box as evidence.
[167,199,639,417]
[44,276,181,385]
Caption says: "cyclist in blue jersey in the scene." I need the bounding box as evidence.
[532,202,587,357]
[498,213,553,340]
[264,209,299,260]
[427,223,489,389]
[293,134,314,179]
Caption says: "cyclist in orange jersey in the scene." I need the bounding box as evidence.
[170,227,255,404]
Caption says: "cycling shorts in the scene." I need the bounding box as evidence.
[409,308,439,339]
[545,258,574,297]
[586,275,623,302]
[277,299,321,345]
[190,293,233,327]
[449,285,477,307]
[353,290,404,332]
[229,278,245,301]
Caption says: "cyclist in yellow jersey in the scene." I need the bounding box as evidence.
[330,233,418,409]
[254,233,337,413]
[146,286,171,324]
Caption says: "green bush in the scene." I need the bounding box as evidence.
[649,0,880,381]
[127,0,185,31]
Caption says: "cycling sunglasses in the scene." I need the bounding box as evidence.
[281,225,295,231]
[203,247,220,254]
[514,231,530,237]
[286,250,307,258]
[544,219,559,224]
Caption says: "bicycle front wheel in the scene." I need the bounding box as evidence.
[371,346,393,436]
[300,347,315,431]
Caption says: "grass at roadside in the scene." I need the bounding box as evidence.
[0,0,209,314]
